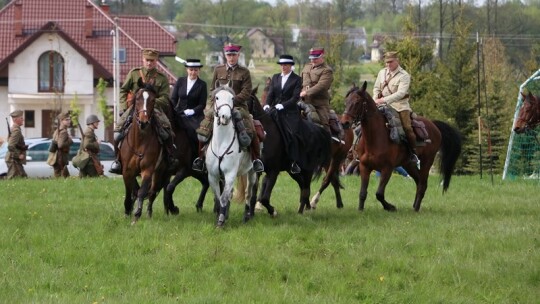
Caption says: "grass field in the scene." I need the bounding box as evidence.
[0,174,539,303]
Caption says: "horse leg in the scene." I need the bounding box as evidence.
[217,173,236,228]
[164,169,189,215]
[375,169,397,211]
[310,169,331,209]
[194,175,210,213]
[412,165,432,211]
[243,171,257,223]
[358,167,371,211]
[257,173,278,217]
[133,176,151,223]
[123,178,134,216]
[292,172,312,214]
[331,172,344,209]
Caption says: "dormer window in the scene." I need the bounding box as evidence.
[38,51,64,92]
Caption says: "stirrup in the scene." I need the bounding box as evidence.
[252,159,264,173]
[192,158,205,172]
[109,160,122,174]
[290,162,301,174]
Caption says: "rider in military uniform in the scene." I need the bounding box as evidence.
[373,51,419,166]
[192,43,264,173]
[5,110,28,179]
[110,48,178,174]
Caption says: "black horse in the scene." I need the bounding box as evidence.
[162,110,210,215]
[249,92,332,214]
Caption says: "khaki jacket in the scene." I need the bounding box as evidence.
[210,64,252,111]
[120,67,170,112]
[373,66,411,112]
[301,62,334,107]
[54,126,73,167]
[83,127,100,155]
[6,124,26,165]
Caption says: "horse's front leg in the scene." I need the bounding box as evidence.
[358,166,371,211]
[164,168,188,215]
[133,175,151,223]
[291,171,312,214]
[243,171,258,223]
[375,168,397,212]
[216,173,235,228]
[194,174,210,213]
[123,177,135,216]
[310,167,331,209]
[258,172,278,217]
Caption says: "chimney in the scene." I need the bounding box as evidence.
[14,3,22,37]
[85,4,93,38]
[100,0,110,15]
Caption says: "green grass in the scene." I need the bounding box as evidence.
[0,175,539,303]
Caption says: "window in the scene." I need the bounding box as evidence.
[38,51,64,92]
[112,47,127,63]
[24,110,35,128]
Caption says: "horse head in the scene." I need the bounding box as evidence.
[341,81,374,128]
[134,80,157,129]
[514,92,540,134]
[212,85,235,126]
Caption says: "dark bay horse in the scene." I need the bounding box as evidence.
[341,82,462,212]
[250,92,331,214]
[514,92,540,134]
[162,111,210,214]
[309,115,354,209]
[120,83,168,223]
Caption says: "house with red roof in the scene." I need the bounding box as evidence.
[0,0,177,141]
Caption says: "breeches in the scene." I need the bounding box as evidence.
[312,104,330,127]
[399,110,413,134]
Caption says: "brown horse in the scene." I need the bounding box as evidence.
[309,117,354,209]
[120,83,168,223]
[341,82,462,212]
[514,92,540,134]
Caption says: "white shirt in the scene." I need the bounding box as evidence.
[281,71,292,89]
[187,78,196,94]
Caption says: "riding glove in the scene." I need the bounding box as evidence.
[184,109,195,116]
[275,104,284,111]
[263,105,270,111]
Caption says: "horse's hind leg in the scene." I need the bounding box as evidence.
[195,176,210,213]
[243,171,257,223]
[310,173,331,209]
[358,168,370,211]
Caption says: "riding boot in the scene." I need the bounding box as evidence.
[406,130,420,168]
[192,142,206,172]
[251,135,264,173]
[232,109,252,148]
[109,131,124,174]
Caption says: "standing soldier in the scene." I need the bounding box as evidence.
[52,112,73,178]
[80,114,103,177]
[193,43,264,173]
[5,110,28,179]
[109,48,178,174]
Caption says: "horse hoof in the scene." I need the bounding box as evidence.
[255,202,264,212]
[385,206,397,212]
[271,211,278,218]
[196,206,203,213]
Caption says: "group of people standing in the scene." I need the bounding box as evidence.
[4,110,104,179]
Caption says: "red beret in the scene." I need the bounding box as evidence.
[224,43,241,54]
[309,47,324,59]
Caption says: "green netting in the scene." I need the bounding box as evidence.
[503,70,540,180]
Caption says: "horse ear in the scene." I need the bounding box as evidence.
[137,77,145,89]
[252,84,259,96]
[361,81,367,92]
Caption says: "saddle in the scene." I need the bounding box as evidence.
[297,101,343,140]
[378,106,430,145]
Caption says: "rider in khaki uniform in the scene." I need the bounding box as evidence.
[193,43,264,173]
[300,47,334,132]
[373,51,419,165]
[5,110,28,179]
[110,48,178,174]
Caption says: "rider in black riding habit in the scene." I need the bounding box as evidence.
[264,54,303,174]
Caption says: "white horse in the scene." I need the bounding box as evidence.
[206,85,257,227]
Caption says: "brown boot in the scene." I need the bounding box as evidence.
[405,129,420,167]
[251,135,264,172]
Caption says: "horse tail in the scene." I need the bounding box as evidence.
[433,120,462,192]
